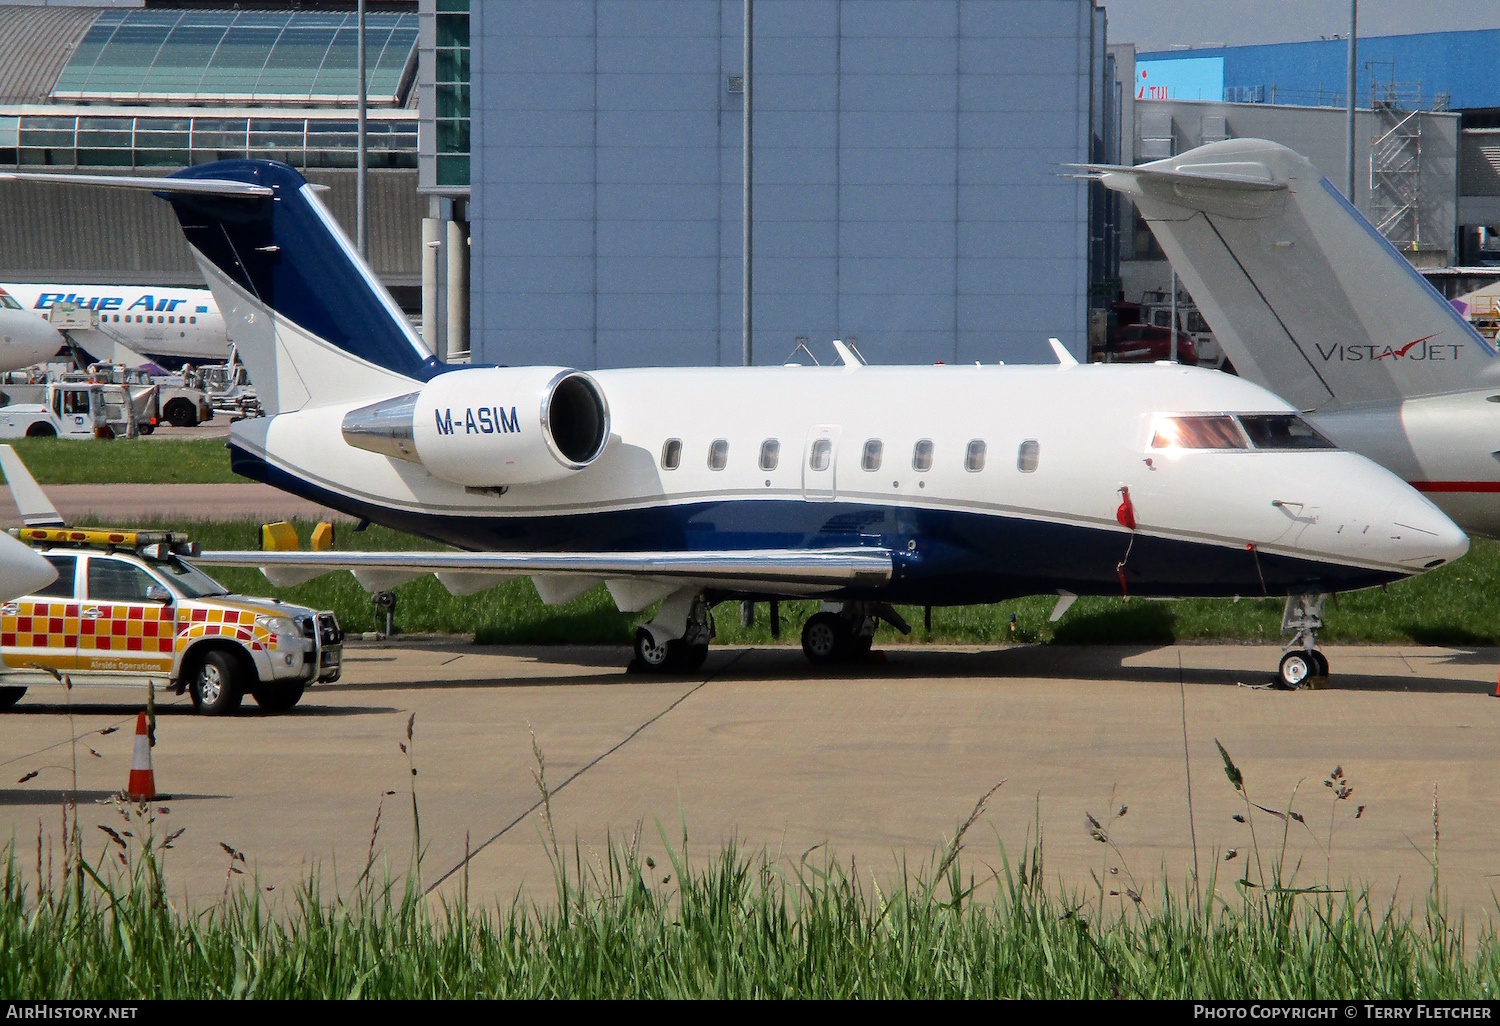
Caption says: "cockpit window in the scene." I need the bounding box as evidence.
[1238,414,1336,450]
[1151,415,1247,450]
[0,290,19,311]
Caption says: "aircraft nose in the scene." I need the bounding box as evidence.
[1385,490,1469,571]
[0,533,56,601]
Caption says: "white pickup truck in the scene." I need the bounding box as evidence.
[0,381,141,439]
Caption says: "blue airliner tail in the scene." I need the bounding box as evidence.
[165,160,441,413]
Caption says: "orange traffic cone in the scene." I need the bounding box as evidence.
[126,711,156,800]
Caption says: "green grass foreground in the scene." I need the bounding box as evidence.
[4,815,1498,998]
[5,438,237,484]
[66,517,1500,646]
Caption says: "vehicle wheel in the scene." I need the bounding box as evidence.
[0,686,26,709]
[633,627,674,673]
[252,681,305,713]
[165,400,197,427]
[138,423,155,436]
[674,642,709,673]
[189,650,244,715]
[1308,648,1332,681]
[848,634,874,660]
[25,423,54,438]
[802,612,849,665]
[1278,651,1312,690]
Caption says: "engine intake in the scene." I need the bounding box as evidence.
[342,367,610,487]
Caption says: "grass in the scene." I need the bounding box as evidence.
[3,735,1498,999]
[4,438,236,484]
[64,515,1500,646]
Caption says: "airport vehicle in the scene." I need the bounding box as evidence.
[0,448,342,714]
[2,162,1469,688]
[1100,323,1199,365]
[1137,290,1224,368]
[2,282,228,369]
[1086,139,1500,540]
[0,288,66,372]
[0,380,143,439]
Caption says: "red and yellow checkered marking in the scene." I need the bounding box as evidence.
[175,606,268,653]
[0,601,79,668]
[3,598,275,674]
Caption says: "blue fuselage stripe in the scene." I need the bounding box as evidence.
[230,444,1404,603]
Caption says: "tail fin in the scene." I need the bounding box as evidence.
[0,445,64,528]
[1088,139,1499,412]
[164,160,440,414]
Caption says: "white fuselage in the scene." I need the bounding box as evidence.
[228,361,1466,600]
[2,283,228,365]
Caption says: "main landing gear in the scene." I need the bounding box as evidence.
[1278,593,1330,689]
[629,594,913,674]
[801,602,909,666]
[631,590,711,674]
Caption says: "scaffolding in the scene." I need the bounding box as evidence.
[1366,64,1425,252]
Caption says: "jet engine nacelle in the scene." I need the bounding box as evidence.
[341,366,610,487]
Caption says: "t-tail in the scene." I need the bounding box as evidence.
[161,160,442,415]
[1082,139,1500,412]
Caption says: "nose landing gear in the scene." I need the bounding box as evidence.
[1279,593,1330,689]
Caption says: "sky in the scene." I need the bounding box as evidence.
[1107,0,1500,53]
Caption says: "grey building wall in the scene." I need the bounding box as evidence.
[0,169,424,291]
[471,0,1102,369]
[1125,98,1459,266]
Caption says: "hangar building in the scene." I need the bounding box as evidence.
[0,4,425,311]
[467,0,1116,369]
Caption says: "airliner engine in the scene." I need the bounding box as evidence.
[341,367,610,487]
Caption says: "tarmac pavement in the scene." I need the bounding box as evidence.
[1,641,1498,917]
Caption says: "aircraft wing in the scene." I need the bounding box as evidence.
[192,547,894,611]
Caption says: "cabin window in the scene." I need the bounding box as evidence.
[1237,414,1336,451]
[146,316,153,324]
[1152,415,1247,450]
[809,438,832,471]
[1017,440,1040,473]
[912,439,934,472]
[862,439,883,471]
[965,439,986,472]
[759,439,780,471]
[190,316,197,324]
[661,438,682,470]
[709,439,729,470]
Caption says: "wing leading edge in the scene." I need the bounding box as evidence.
[193,547,895,611]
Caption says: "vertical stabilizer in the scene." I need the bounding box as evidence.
[1090,139,1499,412]
[163,161,440,414]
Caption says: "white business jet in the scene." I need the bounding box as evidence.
[1085,138,1500,542]
[0,162,1467,687]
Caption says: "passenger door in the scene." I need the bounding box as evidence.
[0,553,80,673]
[77,556,176,677]
[802,425,842,501]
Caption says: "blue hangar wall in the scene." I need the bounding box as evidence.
[1138,29,1500,111]
[470,0,1103,369]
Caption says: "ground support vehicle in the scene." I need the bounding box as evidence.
[0,528,342,715]
[0,381,142,439]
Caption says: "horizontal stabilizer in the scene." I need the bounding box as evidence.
[0,171,271,198]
